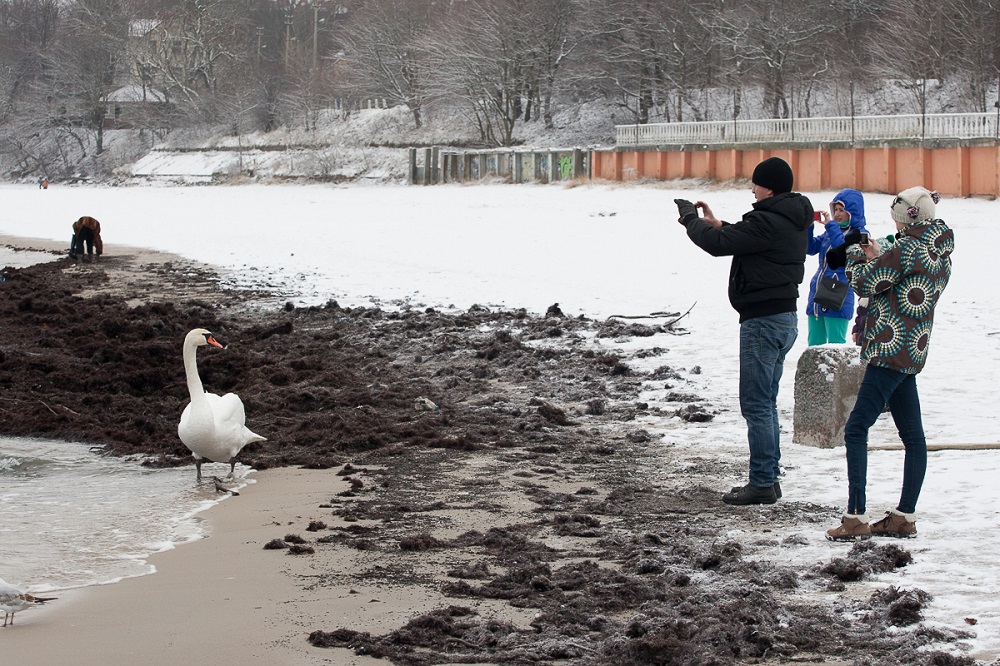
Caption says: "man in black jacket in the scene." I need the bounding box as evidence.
[674,157,813,505]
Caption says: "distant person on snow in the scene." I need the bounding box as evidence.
[806,189,868,345]
[825,187,954,542]
[673,157,812,506]
[70,216,103,262]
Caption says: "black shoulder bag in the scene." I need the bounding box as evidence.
[813,257,849,311]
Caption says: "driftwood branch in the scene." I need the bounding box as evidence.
[212,476,240,495]
[607,310,680,320]
[663,302,697,330]
[606,302,696,333]
[870,443,1000,451]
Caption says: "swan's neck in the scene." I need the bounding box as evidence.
[183,340,206,401]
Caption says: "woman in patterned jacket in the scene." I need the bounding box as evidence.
[826,187,954,542]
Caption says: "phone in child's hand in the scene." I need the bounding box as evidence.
[858,232,871,246]
[813,211,822,222]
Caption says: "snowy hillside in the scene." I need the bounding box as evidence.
[5,77,987,186]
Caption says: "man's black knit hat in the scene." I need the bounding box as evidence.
[751,157,794,194]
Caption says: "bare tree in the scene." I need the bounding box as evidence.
[709,0,830,119]
[869,0,953,122]
[131,0,247,108]
[278,63,339,131]
[812,0,880,117]
[655,1,717,122]
[0,0,61,110]
[576,0,667,124]
[574,0,718,124]
[420,0,535,146]
[936,0,1000,112]
[518,0,579,129]
[51,0,137,155]
[341,0,437,128]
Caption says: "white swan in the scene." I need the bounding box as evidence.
[178,329,265,481]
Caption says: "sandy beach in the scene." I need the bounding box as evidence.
[3,230,993,665]
[2,468,378,663]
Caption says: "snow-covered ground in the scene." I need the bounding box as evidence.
[2,181,997,660]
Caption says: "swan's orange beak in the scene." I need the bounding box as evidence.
[205,334,226,349]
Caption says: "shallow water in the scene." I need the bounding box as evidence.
[0,436,249,593]
[0,246,58,270]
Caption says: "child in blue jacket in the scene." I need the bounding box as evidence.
[805,189,868,345]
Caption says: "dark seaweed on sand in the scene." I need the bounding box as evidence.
[1,257,979,665]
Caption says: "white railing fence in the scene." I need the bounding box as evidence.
[616,112,1000,147]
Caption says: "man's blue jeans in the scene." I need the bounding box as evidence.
[739,312,797,487]
[844,364,926,515]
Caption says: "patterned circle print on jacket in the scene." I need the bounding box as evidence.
[845,217,953,374]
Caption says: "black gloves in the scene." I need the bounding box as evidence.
[842,229,863,247]
[826,244,847,269]
[825,229,864,269]
[674,199,698,225]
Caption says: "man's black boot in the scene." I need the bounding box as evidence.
[722,483,777,505]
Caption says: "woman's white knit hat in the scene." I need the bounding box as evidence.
[891,186,940,224]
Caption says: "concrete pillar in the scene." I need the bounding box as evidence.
[884,146,896,195]
[958,145,971,197]
[657,151,669,180]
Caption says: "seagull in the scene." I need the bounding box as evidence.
[0,578,57,626]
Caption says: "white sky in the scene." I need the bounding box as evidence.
[2,182,997,660]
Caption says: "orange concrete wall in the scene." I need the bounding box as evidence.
[892,148,923,191]
[592,145,1000,197]
[970,146,1000,196]
[794,149,823,192]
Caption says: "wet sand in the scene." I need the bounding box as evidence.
[2,467,405,664]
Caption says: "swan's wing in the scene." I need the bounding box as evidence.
[209,392,247,425]
[213,393,266,446]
